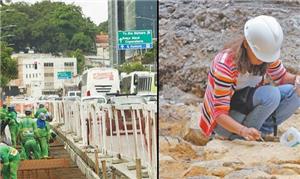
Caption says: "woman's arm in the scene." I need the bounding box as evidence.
[281,72,297,85]
[216,114,261,140]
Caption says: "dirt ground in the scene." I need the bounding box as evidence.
[159,104,300,178]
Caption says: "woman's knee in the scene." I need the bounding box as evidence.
[278,84,295,99]
[254,85,281,108]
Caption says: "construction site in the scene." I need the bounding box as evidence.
[1,99,156,179]
[159,0,300,178]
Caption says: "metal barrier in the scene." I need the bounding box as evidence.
[10,100,157,179]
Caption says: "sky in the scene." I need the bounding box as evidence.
[10,0,108,25]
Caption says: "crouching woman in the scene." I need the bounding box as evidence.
[199,15,300,141]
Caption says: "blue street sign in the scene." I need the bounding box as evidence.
[118,43,153,50]
[57,71,72,79]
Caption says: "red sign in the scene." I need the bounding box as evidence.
[93,72,114,80]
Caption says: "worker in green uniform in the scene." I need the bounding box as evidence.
[34,104,48,119]
[34,113,50,158]
[6,106,18,148]
[0,104,8,136]
[19,109,41,160]
[0,143,20,179]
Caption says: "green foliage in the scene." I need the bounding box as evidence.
[70,32,93,53]
[118,61,148,74]
[0,43,18,87]
[0,1,97,54]
[141,42,157,64]
[67,49,85,75]
[97,21,108,34]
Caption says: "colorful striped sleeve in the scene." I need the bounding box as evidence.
[267,60,286,85]
[212,61,235,120]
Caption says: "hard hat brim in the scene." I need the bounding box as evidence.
[248,42,280,63]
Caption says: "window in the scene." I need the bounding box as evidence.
[25,65,28,68]
[44,63,54,67]
[44,73,54,77]
[29,74,31,78]
[26,74,28,78]
[64,62,74,66]
[44,82,53,87]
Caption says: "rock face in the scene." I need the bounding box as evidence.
[159,0,300,97]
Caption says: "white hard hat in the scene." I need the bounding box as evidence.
[244,15,283,63]
[39,113,46,120]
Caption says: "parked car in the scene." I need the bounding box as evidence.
[46,95,59,100]
[109,95,146,105]
[63,96,80,101]
[81,95,107,104]
[67,91,81,97]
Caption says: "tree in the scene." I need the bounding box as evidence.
[97,21,108,34]
[70,32,94,53]
[67,49,85,75]
[0,42,18,87]
[141,42,157,64]
[0,1,97,54]
[118,61,148,74]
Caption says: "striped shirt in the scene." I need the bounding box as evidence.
[199,49,287,137]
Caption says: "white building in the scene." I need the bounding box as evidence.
[96,34,109,60]
[12,53,77,97]
[85,56,110,67]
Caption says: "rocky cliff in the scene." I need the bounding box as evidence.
[159,0,300,97]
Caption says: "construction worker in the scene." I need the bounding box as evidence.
[34,113,50,158]
[19,108,41,160]
[34,104,48,119]
[199,15,300,141]
[0,143,20,179]
[0,104,8,136]
[6,105,18,148]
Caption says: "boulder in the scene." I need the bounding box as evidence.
[182,111,210,146]
[224,169,271,179]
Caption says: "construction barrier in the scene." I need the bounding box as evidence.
[10,100,157,179]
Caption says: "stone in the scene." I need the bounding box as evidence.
[280,163,300,174]
[182,111,210,146]
[224,169,271,179]
[183,160,234,177]
[167,6,176,14]
[159,154,175,162]
[204,139,300,165]
[187,176,220,179]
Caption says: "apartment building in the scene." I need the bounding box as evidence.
[12,53,77,97]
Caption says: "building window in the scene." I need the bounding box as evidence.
[44,73,54,77]
[25,65,28,68]
[29,74,31,78]
[64,62,74,67]
[26,74,28,78]
[44,63,54,67]
[44,82,53,87]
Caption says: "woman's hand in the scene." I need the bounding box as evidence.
[240,127,261,141]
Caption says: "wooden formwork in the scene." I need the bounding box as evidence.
[17,158,71,179]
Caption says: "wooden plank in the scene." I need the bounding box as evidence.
[18,158,71,171]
